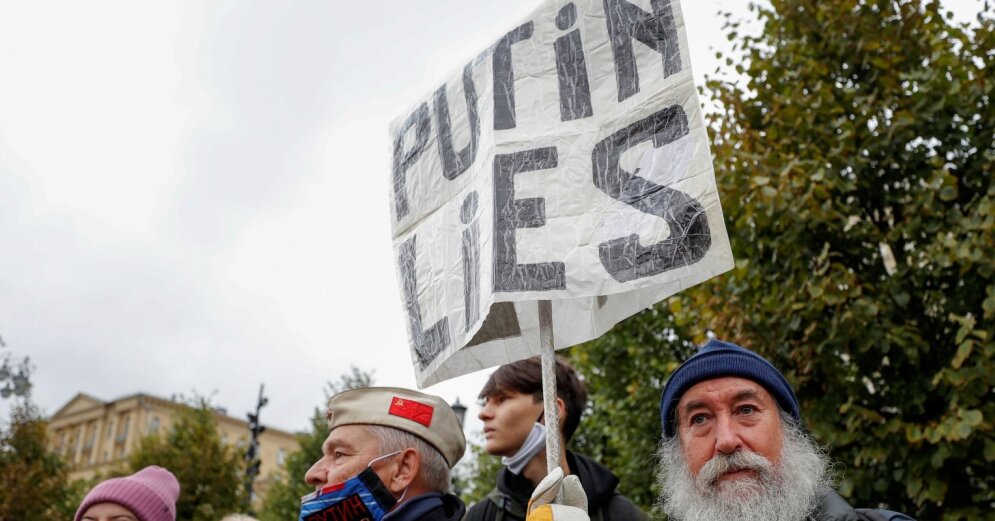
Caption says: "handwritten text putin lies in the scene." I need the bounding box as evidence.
[392,0,711,368]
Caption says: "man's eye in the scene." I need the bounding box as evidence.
[690,414,708,426]
[482,394,505,406]
[738,405,756,415]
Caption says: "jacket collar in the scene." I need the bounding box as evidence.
[811,488,861,521]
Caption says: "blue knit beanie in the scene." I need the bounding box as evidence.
[659,339,800,438]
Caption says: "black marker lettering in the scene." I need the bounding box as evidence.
[392,104,431,219]
[493,147,566,291]
[461,191,481,328]
[592,105,710,282]
[555,2,593,121]
[492,22,534,130]
[434,63,480,180]
[399,236,450,368]
[603,0,682,102]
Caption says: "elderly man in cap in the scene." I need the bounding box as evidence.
[525,339,916,521]
[303,386,466,521]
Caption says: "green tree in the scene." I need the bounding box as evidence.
[568,1,994,519]
[565,312,696,511]
[0,334,34,401]
[257,366,374,521]
[256,409,326,521]
[0,399,83,520]
[454,440,503,507]
[129,399,245,521]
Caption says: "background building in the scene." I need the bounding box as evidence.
[47,392,299,500]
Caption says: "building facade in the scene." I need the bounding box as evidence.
[47,392,300,501]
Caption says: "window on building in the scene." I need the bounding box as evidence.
[277,447,286,466]
[80,423,95,465]
[149,416,160,433]
[72,426,82,461]
[67,434,76,458]
[117,415,130,443]
[84,423,96,449]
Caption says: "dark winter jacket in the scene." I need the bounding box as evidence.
[385,491,466,521]
[813,489,916,521]
[462,451,648,521]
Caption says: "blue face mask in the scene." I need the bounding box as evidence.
[299,452,403,521]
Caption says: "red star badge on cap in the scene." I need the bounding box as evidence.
[389,396,434,427]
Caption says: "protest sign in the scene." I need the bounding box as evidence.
[390,0,733,388]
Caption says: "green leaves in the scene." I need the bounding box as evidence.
[258,366,376,521]
[570,0,994,518]
[985,440,995,462]
[257,409,331,521]
[0,401,84,519]
[129,399,245,521]
[952,341,974,369]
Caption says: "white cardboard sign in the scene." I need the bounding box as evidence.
[390,0,733,388]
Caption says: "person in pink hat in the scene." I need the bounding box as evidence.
[75,465,180,521]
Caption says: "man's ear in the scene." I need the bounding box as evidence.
[556,397,567,428]
[386,448,419,495]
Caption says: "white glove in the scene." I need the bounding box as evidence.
[526,467,590,521]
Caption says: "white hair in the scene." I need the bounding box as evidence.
[366,425,451,492]
[654,412,834,521]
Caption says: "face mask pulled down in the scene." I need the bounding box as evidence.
[502,422,547,475]
[299,452,401,521]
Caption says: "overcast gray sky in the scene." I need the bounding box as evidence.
[0,0,983,440]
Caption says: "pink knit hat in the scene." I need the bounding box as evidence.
[75,465,180,521]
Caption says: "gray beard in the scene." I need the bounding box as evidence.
[654,417,833,521]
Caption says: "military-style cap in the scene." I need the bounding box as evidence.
[326,386,466,468]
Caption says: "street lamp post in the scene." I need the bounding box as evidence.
[451,397,468,427]
[244,383,268,513]
[450,397,469,497]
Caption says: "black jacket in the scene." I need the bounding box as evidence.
[814,489,916,521]
[386,492,466,521]
[462,451,648,521]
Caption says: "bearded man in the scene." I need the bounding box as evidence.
[524,340,916,521]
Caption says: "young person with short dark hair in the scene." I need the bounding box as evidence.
[463,356,647,521]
